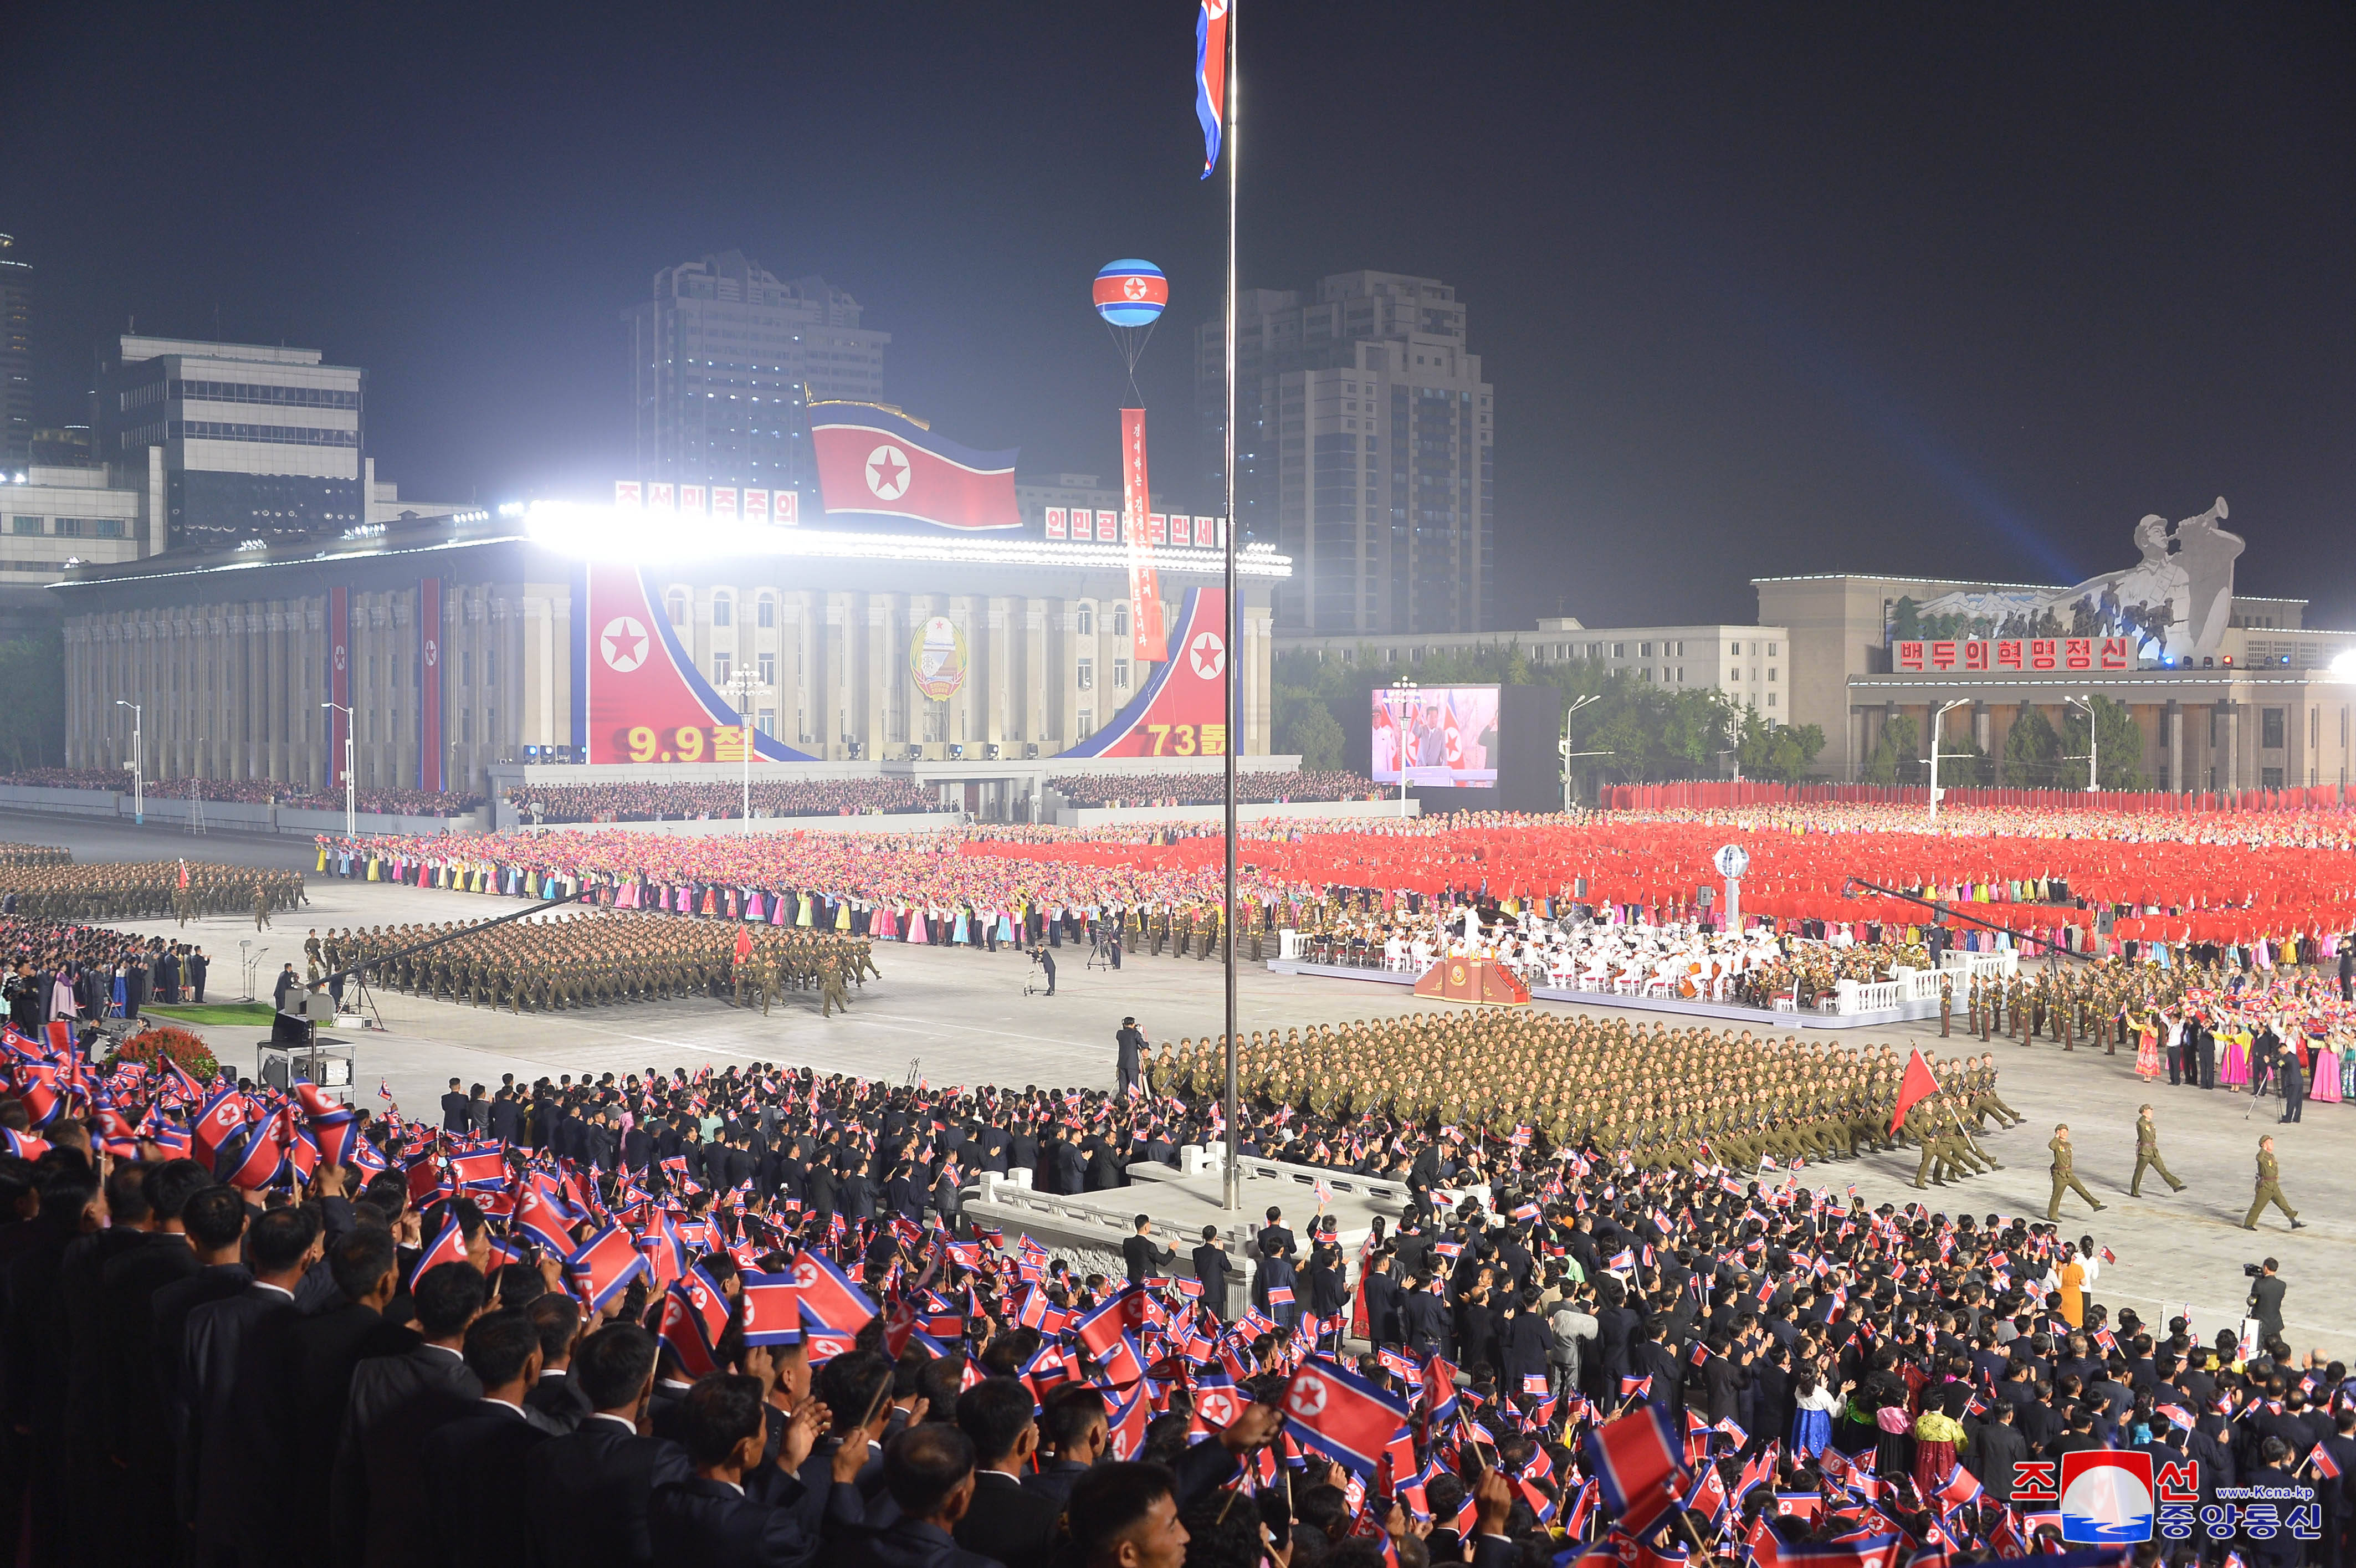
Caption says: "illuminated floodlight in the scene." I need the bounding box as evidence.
[521,498,1292,577]
[2330,650,2356,681]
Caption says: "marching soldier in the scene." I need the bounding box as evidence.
[2241,1134,2303,1232]
[2046,1123,2104,1221]
[2129,1103,2185,1197]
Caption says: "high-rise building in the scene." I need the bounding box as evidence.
[1196,270,1493,635]
[0,234,31,472]
[624,251,888,508]
[98,335,366,550]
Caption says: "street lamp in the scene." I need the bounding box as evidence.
[723,669,762,836]
[1384,678,1419,816]
[1928,699,1969,820]
[2063,695,2099,792]
[1559,693,1602,811]
[115,700,142,824]
[320,703,356,837]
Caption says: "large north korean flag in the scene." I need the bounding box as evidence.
[810,404,1022,531]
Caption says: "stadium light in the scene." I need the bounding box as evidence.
[2331,650,2356,681]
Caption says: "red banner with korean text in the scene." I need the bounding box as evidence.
[1121,408,1167,664]
[1893,636,2134,674]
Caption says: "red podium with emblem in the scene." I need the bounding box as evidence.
[1412,957,1531,1007]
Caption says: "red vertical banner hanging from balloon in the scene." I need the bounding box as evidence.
[1121,407,1167,663]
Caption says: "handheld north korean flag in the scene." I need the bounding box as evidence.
[739,1271,803,1347]
[567,1222,650,1313]
[1282,1357,1411,1477]
[1584,1403,1688,1537]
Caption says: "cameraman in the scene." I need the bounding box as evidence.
[1031,945,1055,997]
[2246,1257,2286,1347]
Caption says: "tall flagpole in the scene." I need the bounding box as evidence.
[1220,0,1242,1215]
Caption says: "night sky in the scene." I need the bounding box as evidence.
[5,2,2351,629]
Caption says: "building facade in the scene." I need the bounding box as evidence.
[1755,571,2356,788]
[624,252,888,508]
[1277,617,1794,713]
[53,511,1278,796]
[1196,271,1493,637]
[0,235,28,472]
[95,336,374,550]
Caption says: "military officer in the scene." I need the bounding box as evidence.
[2129,1103,2186,1198]
[2046,1123,2104,1221]
[2241,1135,2303,1232]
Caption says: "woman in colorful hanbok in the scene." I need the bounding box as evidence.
[2217,1019,2251,1088]
[2309,1027,2342,1105]
[2133,1008,2163,1080]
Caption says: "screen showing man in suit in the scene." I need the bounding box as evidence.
[1370,684,1500,789]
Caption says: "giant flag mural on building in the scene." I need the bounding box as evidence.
[573,563,814,763]
[1057,587,1231,759]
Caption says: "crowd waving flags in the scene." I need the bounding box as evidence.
[4,995,2322,1568]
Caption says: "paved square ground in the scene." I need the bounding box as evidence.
[35,809,2354,1359]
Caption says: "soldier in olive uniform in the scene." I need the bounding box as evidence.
[2129,1104,2186,1197]
[2046,1123,2104,1221]
[2241,1135,2303,1231]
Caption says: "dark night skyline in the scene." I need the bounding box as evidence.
[4,2,2350,629]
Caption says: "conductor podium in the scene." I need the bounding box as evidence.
[1412,956,1531,1007]
[257,992,356,1092]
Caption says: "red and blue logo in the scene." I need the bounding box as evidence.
[2060,1451,2153,1543]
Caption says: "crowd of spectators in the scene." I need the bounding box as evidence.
[1049,770,1382,808]
[4,1033,2342,1568]
[506,777,938,822]
[0,768,479,814]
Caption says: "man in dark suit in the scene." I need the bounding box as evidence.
[182,1203,322,1562]
[1024,1385,1110,1510]
[424,1311,561,1568]
[2277,1033,2307,1123]
[1115,1017,1146,1096]
[1969,1400,2030,1504]
[1121,1215,1175,1286]
[849,1423,997,1568]
[151,1185,254,1482]
[490,1088,523,1145]
[839,1157,878,1224]
[1403,1274,1451,1361]
[1257,1207,1295,1269]
[291,1227,405,1556]
[524,1323,695,1568]
[523,1293,591,1431]
[188,947,209,1002]
[441,1078,470,1134]
[1361,1250,1404,1352]
[332,1260,488,1568]
[98,1159,212,1566]
[647,1371,856,1567]
[1191,1228,1233,1323]
[954,1377,1059,1567]
[2247,1259,2287,1347]
[1049,1133,1085,1196]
